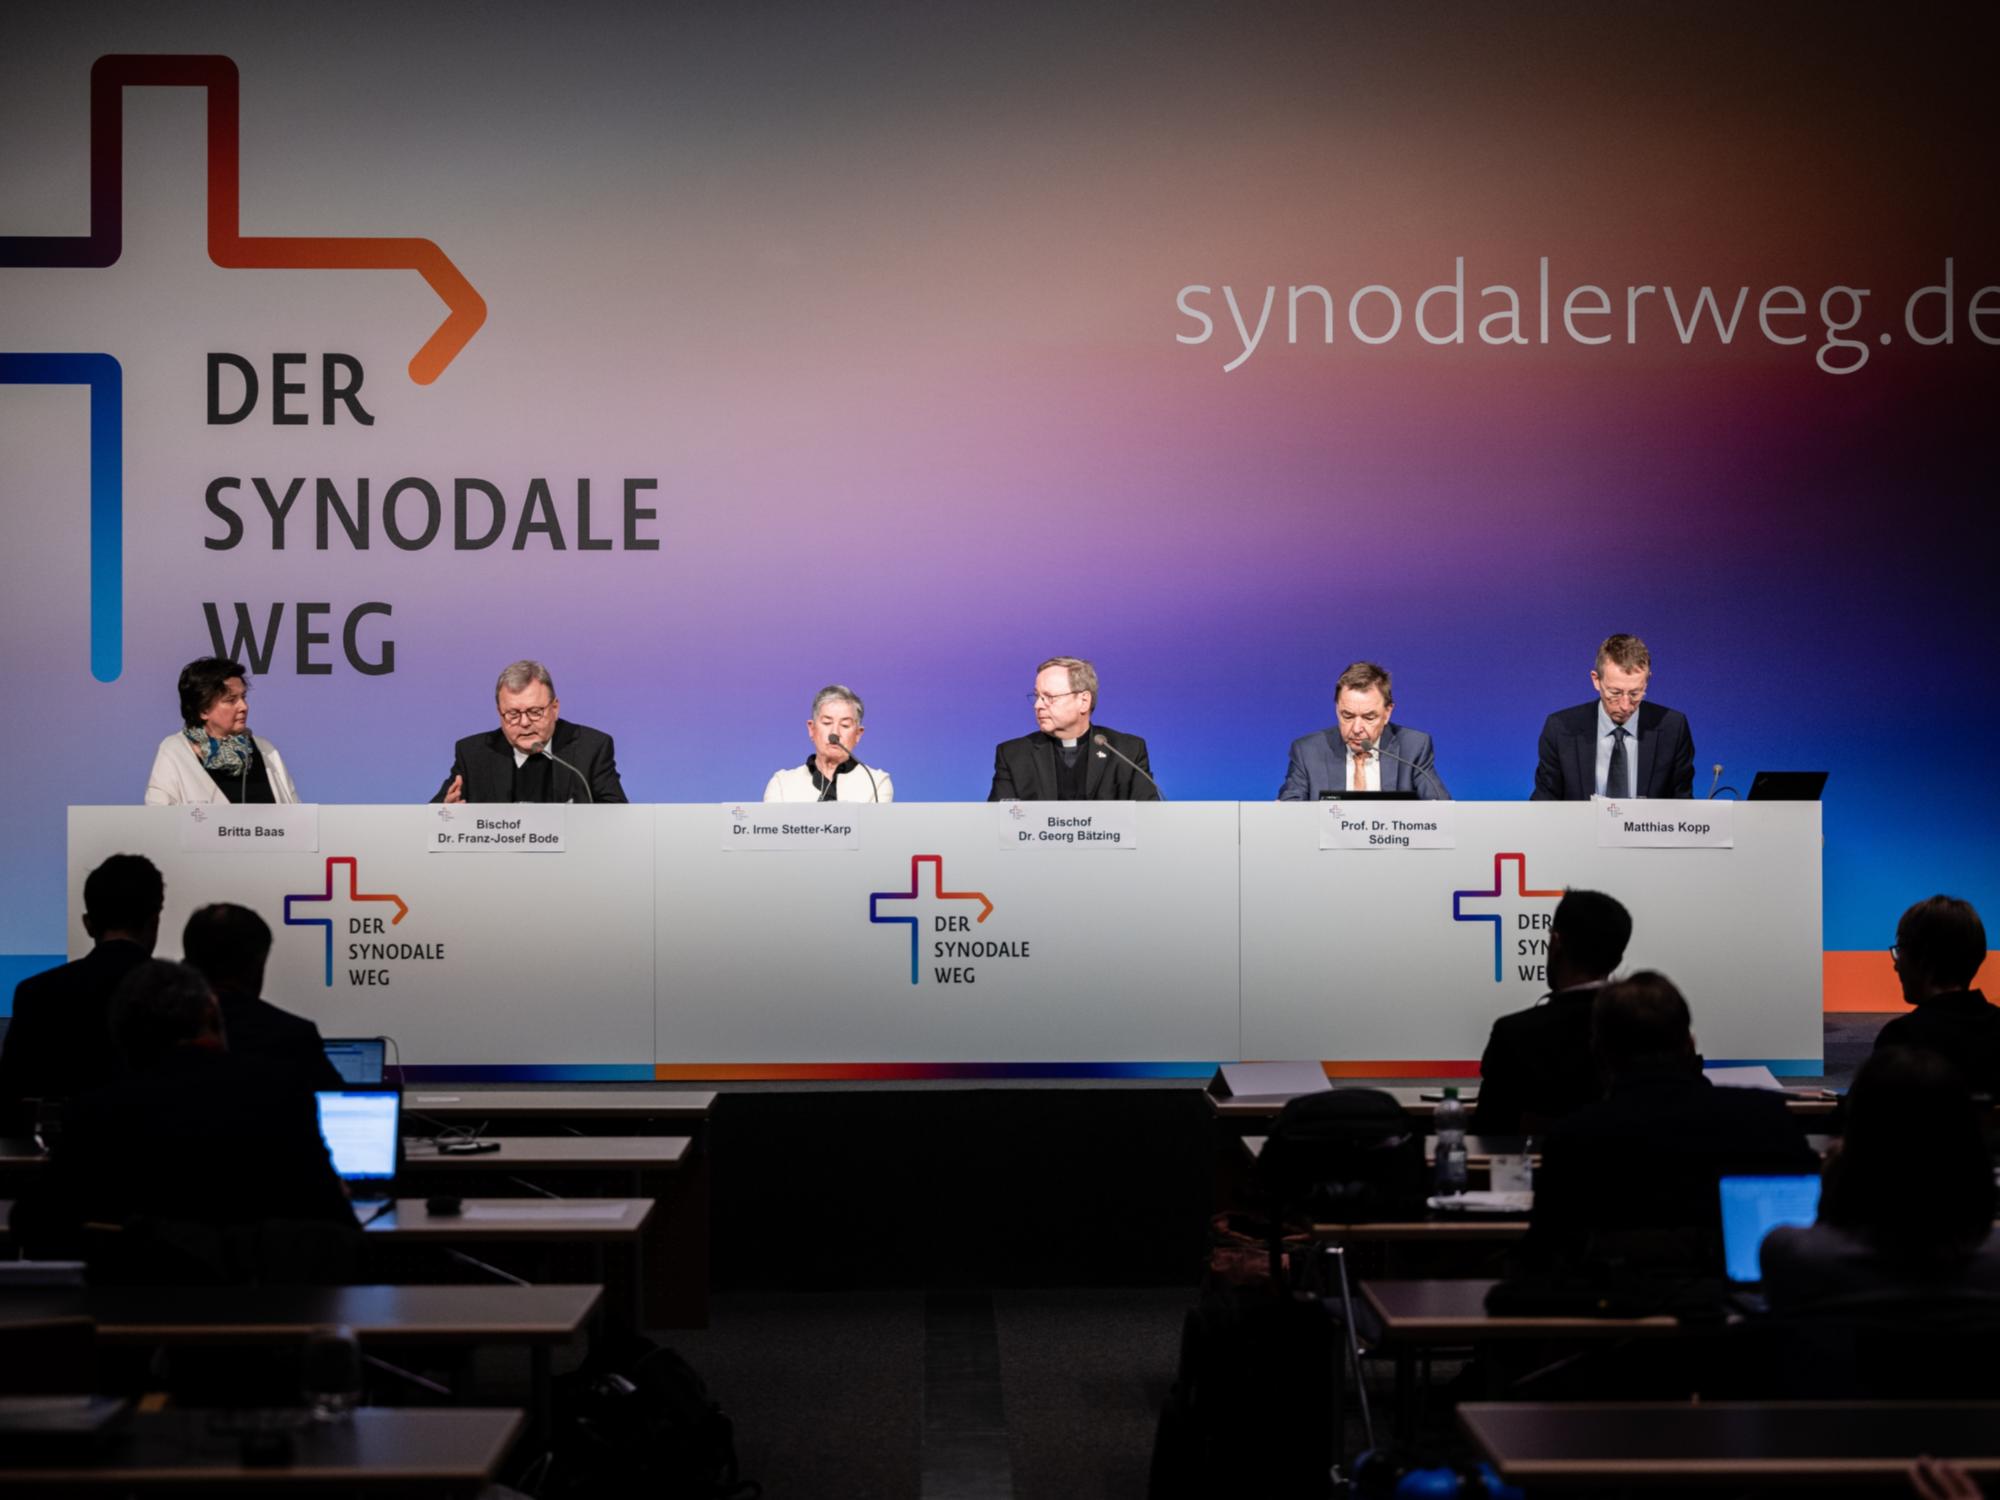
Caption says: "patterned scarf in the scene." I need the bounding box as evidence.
[184,725,254,775]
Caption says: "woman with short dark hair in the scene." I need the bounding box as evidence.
[143,657,300,804]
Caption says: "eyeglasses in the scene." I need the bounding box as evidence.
[499,705,553,725]
[1888,944,1900,962]
[1030,691,1081,705]
[1600,688,1647,704]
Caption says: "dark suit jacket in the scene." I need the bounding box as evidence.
[1277,722,1448,801]
[1532,699,1695,800]
[217,989,344,1095]
[1873,990,2000,1096]
[987,725,1161,801]
[1471,985,1604,1136]
[0,941,149,1134]
[1523,1067,1817,1272]
[9,1043,356,1264]
[430,719,627,803]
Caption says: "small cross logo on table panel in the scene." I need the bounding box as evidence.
[284,856,409,986]
[869,855,993,985]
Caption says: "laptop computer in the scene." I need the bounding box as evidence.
[1747,771,1829,801]
[321,1036,387,1085]
[1719,1172,1821,1307]
[315,1087,402,1222]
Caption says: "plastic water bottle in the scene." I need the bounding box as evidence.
[1434,1085,1469,1195]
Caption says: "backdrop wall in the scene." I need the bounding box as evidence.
[4,2,1995,1016]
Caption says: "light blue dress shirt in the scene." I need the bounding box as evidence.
[1594,700,1641,797]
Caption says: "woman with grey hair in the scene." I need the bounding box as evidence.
[764,685,892,802]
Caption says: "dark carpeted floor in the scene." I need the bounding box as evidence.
[661,1288,1187,1500]
[655,1013,1896,1500]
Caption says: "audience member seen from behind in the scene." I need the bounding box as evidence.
[1473,889,1632,1136]
[145,656,300,805]
[1760,1047,2000,1311]
[181,903,343,1094]
[1872,896,1997,1096]
[9,960,356,1281]
[0,853,164,1134]
[1523,971,1817,1272]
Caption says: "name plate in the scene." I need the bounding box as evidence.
[179,803,320,851]
[998,803,1137,848]
[427,805,567,852]
[1595,797,1733,848]
[1318,800,1457,849]
[720,805,860,850]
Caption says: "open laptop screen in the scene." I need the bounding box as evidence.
[1719,1173,1822,1283]
[315,1089,402,1182]
[321,1037,387,1085]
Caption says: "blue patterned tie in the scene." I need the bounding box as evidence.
[1607,726,1629,798]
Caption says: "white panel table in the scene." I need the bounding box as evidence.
[1238,800,1821,1071]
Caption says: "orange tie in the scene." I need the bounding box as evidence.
[1352,749,1369,790]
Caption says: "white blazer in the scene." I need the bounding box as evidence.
[762,763,894,803]
[144,732,300,805]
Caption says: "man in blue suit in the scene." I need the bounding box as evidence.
[1532,634,1695,800]
[1277,661,1449,800]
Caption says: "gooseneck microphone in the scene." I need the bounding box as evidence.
[1361,737,1451,799]
[1708,762,1724,798]
[527,736,593,804]
[826,734,880,802]
[1091,733,1163,798]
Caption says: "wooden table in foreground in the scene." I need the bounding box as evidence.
[398,1090,713,1327]
[0,1283,597,1448]
[0,1406,522,1494]
[0,1282,600,1347]
[1212,1087,1837,1122]
[363,1197,652,1241]
[1,1136,690,1176]
[1458,1400,2000,1488]
[399,1135,690,1174]
[1363,1277,1684,1343]
[399,1089,715,1123]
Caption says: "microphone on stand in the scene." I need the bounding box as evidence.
[526,735,593,805]
[826,734,879,802]
[1708,763,1724,798]
[1090,733,1163,799]
[1361,737,1451,800]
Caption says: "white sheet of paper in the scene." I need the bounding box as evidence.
[998,802,1138,849]
[1218,1061,1332,1101]
[179,803,319,851]
[1595,797,1734,848]
[1318,800,1457,850]
[456,1202,634,1222]
[1703,1064,1784,1092]
[425,804,567,852]
[720,805,861,850]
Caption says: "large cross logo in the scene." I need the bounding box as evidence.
[284,856,409,986]
[869,855,993,985]
[1451,852,1562,982]
[1,53,485,681]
